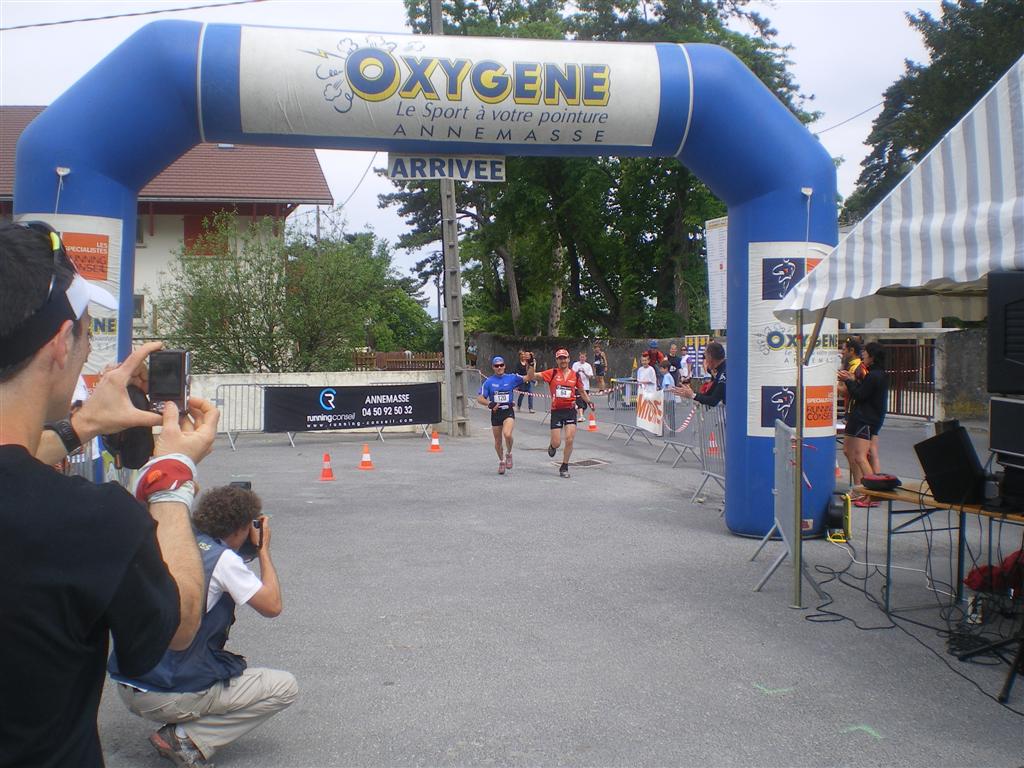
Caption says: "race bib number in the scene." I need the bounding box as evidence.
[555,385,573,399]
[494,391,511,404]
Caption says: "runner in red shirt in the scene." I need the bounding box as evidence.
[525,348,594,478]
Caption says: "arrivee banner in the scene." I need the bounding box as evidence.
[264,383,441,433]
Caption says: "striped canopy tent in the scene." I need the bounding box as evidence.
[776,54,1024,325]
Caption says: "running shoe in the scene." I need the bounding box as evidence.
[148,725,212,767]
[547,444,557,458]
[505,453,513,469]
[559,465,570,479]
[498,460,506,475]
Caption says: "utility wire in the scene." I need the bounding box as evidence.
[814,101,884,135]
[0,0,268,32]
[337,152,380,210]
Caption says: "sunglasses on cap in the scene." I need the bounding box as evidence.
[0,221,117,369]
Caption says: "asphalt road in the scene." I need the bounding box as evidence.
[97,406,1023,767]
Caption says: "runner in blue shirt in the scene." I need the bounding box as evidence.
[476,355,525,474]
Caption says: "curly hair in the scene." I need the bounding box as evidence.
[192,485,261,540]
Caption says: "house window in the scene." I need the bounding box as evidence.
[133,294,145,320]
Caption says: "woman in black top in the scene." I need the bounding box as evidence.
[839,341,887,505]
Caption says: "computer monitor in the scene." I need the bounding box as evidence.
[914,426,986,505]
[990,397,1024,471]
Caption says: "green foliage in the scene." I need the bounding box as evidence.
[386,0,809,338]
[155,214,439,373]
[842,0,1024,223]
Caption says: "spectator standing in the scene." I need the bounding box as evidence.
[110,485,297,767]
[514,349,535,413]
[670,340,726,407]
[659,359,675,391]
[0,221,217,768]
[839,341,888,506]
[636,351,658,396]
[666,342,683,385]
[592,342,609,392]
[572,351,594,419]
[646,340,665,369]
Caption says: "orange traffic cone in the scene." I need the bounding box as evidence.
[708,431,720,456]
[587,410,598,432]
[429,431,442,452]
[319,453,335,482]
[358,444,375,470]
[835,458,843,479]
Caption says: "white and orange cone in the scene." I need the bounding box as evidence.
[429,431,442,453]
[358,444,375,470]
[708,431,720,456]
[319,453,335,482]
[587,410,598,432]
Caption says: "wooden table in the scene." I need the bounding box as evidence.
[857,482,1024,614]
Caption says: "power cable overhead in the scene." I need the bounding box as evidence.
[814,101,884,136]
[0,0,268,32]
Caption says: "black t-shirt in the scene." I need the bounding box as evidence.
[694,360,727,407]
[666,354,682,384]
[0,445,180,768]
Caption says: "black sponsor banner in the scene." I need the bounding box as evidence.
[264,383,441,433]
[760,385,798,429]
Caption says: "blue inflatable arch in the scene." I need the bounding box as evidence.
[14,21,839,535]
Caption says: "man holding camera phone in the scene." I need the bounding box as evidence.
[110,484,296,768]
[0,221,219,768]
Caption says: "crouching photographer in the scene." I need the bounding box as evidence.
[108,484,297,768]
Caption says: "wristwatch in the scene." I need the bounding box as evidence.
[44,418,83,455]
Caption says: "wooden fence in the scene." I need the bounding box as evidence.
[351,351,444,371]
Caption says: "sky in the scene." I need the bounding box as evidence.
[0,0,939,308]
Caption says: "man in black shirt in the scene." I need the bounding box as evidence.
[669,340,726,407]
[0,221,218,768]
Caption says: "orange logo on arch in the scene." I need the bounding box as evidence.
[62,232,110,281]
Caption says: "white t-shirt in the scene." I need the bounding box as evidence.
[678,355,692,381]
[207,547,262,612]
[571,361,594,391]
[636,365,657,394]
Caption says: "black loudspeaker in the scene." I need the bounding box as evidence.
[914,426,986,505]
[987,271,1024,394]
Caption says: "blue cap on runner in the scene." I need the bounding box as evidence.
[491,356,505,365]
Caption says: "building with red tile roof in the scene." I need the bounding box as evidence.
[1,105,333,331]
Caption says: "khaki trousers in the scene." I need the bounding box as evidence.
[117,667,298,759]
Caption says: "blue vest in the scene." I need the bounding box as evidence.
[108,532,247,693]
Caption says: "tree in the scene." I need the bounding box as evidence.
[384,0,814,338]
[156,213,292,373]
[842,0,1024,223]
[155,215,439,373]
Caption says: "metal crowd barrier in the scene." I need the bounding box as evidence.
[691,403,726,503]
[60,439,135,488]
[605,379,655,446]
[750,421,825,600]
[656,398,700,467]
[215,383,305,450]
